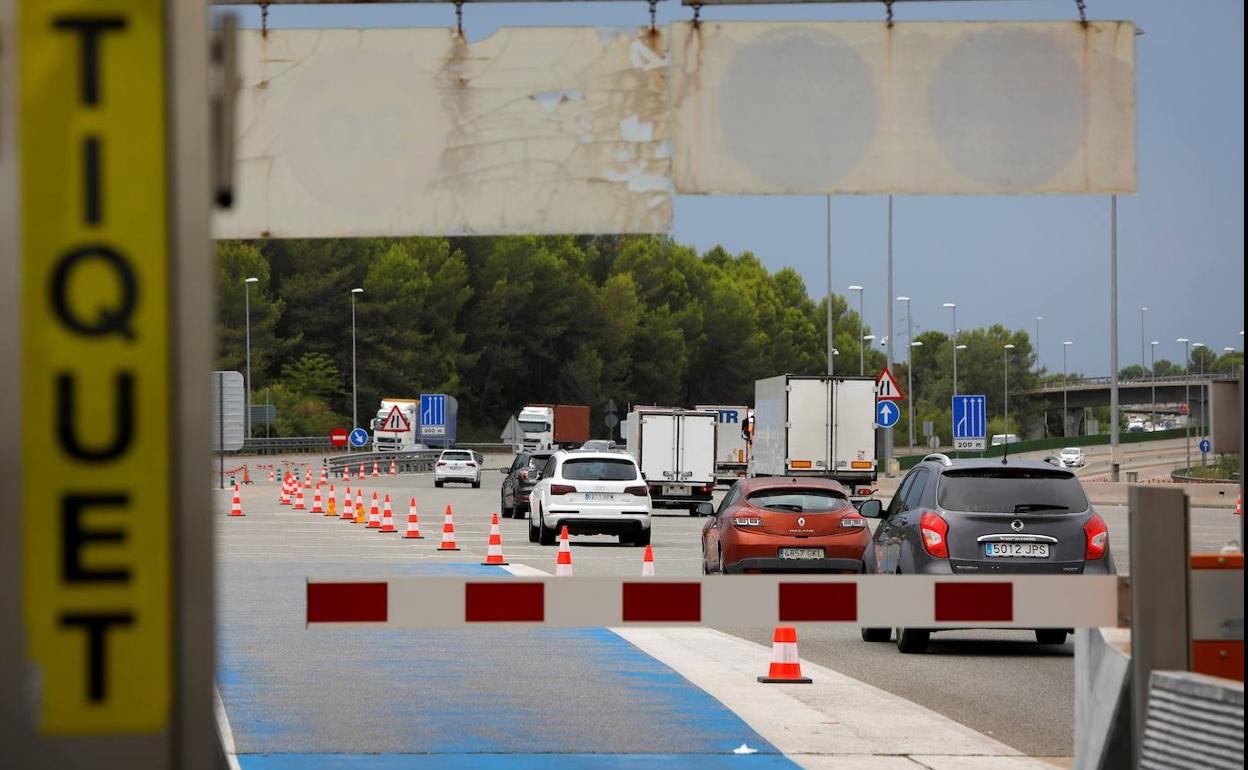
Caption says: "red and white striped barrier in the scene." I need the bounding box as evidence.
[304,575,1121,629]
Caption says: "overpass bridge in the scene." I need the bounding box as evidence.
[1019,373,1239,434]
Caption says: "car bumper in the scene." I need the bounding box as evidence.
[944,553,1116,575]
[435,471,479,482]
[723,557,863,574]
[543,508,651,536]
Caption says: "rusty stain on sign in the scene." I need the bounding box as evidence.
[671,21,1136,195]
[214,26,671,238]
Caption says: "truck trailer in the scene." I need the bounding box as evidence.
[624,407,717,513]
[750,375,877,500]
[695,404,752,485]
[517,404,591,450]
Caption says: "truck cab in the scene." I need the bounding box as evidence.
[518,405,556,450]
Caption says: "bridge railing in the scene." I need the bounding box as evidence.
[1028,372,1238,392]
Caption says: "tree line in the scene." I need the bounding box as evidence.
[215,236,1241,444]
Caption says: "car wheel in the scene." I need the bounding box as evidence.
[435,481,443,488]
[632,528,650,547]
[473,481,480,489]
[860,628,891,643]
[527,512,538,543]
[538,513,555,546]
[1035,629,1068,646]
[896,628,930,654]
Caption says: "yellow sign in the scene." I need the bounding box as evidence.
[19,0,171,733]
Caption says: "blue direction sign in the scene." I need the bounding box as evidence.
[420,394,447,436]
[348,427,369,448]
[952,395,987,451]
[876,400,900,428]
[1199,438,1211,454]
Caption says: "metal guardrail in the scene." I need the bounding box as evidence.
[232,438,520,456]
[326,449,443,476]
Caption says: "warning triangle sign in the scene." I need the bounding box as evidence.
[379,405,412,433]
[876,368,904,401]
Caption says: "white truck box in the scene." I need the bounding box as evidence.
[751,375,877,497]
[695,404,751,483]
[625,407,718,512]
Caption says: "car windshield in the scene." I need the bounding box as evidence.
[745,488,849,513]
[937,468,1089,513]
[560,458,638,481]
[519,420,550,433]
[441,451,473,461]
[527,454,552,468]
[1061,448,1080,455]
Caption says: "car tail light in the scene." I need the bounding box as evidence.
[919,510,949,559]
[550,484,577,496]
[623,485,648,497]
[698,484,713,494]
[1084,513,1108,560]
[518,469,530,481]
[733,516,762,526]
[840,514,866,529]
[465,462,477,468]
[436,462,447,467]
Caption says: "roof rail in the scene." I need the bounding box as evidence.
[922,453,954,467]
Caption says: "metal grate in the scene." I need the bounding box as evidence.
[1141,671,1244,770]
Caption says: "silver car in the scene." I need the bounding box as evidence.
[434,449,482,488]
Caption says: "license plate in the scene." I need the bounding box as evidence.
[985,542,1050,558]
[584,492,614,501]
[662,484,690,496]
[779,548,825,560]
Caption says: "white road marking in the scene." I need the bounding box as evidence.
[214,684,243,770]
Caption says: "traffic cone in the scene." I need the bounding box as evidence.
[326,485,337,517]
[311,487,324,514]
[1236,495,1242,516]
[641,544,655,576]
[354,489,366,524]
[757,627,812,684]
[358,463,366,480]
[341,486,354,520]
[371,461,379,478]
[367,492,381,528]
[379,494,396,533]
[243,466,252,485]
[555,525,573,576]
[269,467,276,483]
[481,513,508,565]
[390,459,397,476]
[229,484,244,517]
[438,505,460,551]
[279,474,291,505]
[293,486,305,510]
[403,498,423,539]
[304,469,312,489]
[319,465,328,485]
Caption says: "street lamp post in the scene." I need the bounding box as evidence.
[849,285,865,376]
[244,277,259,437]
[1139,306,1148,374]
[1004,344,1016,435]
[943,302,958,397]
[898,296,915,448]
[1035,316,1042,375]
[1193,342,1206,444]
[1150,340,1158,430]
[1063,341,1073,437]
[351,287,364,434]
[1178,337,1191,472]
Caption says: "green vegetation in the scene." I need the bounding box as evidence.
[1178,454,1240,481]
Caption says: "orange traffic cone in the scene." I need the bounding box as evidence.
[555,525,573,576]
[354,489,366,524]
[379,494,396,533]
[482,513,508,565]
[319,466,328,485]
[641,544,655,576]
[341,486,354,520]
[358,463,366,480]
[389,459,397,476]
[1236,495,1242,516]
[304,469,312,489]
[367,492,381,528]
[279,474,291,505]
[438,505,460,551]
[403,498,423,539]
[269,467,276,483]
[229,484,244,517]
[293,486,306,511]
[757,627,812,684]
[311,487,324,514]
[243,466,252,485]
[371,461,379,478]
[326,485,337,517]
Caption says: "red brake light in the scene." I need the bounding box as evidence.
[623,485,648,497]
[465,462,477,468]
[1083,513,1108,560]
[919,510,949,559]
[436,462,447,467]
[550,484,577,496]
[518,469,530,481]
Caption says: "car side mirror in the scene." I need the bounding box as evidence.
[499,468,508,474]
[857,499,883,518]
[695,502,714,517]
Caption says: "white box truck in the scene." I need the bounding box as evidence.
[750,375,877,500]
[695,404,751,485]
[624,407,718,513]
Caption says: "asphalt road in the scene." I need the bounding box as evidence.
[218,459,1241,762]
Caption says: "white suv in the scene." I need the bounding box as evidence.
[434,449,482,488]
[528,451,652,546]
[1058,447,1085,468]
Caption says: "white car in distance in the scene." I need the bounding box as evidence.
[528,451,652,547]
[434,449,482,488]
[1058,447,1086,468]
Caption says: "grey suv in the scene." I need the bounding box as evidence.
[858,454,1115,653]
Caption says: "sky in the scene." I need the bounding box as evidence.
[221,0,1245,375]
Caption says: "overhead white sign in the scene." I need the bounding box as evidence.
[212,371,246,452]
[671,21,1136,195]
[213,27,671,238]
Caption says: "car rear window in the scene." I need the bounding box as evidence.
[561,458,638,481]
[745,488,849,513]
[442,451,472,461]
[528,454,552,468]
[937,468,1089,513]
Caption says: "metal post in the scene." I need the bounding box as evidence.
[1128,485,1191,768]
[1109,196,1120,482]
[1035,316,1041,375]
[885,195,894,474]
[1003,345,1013,433]
[218,371,225,490]
[826,195,834,378]
[858,290,865,377]
[1063,342,1071,437]
[351,288,362,432]
[901,297,915,449]
[949,304,958,397]
[244,277,254,437]
[1180,338,1191,472]
[1140,306,1147,375]
[1150,341,1157,431]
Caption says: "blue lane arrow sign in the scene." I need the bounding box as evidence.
[349,428,369,448]
[876,400,900,428]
